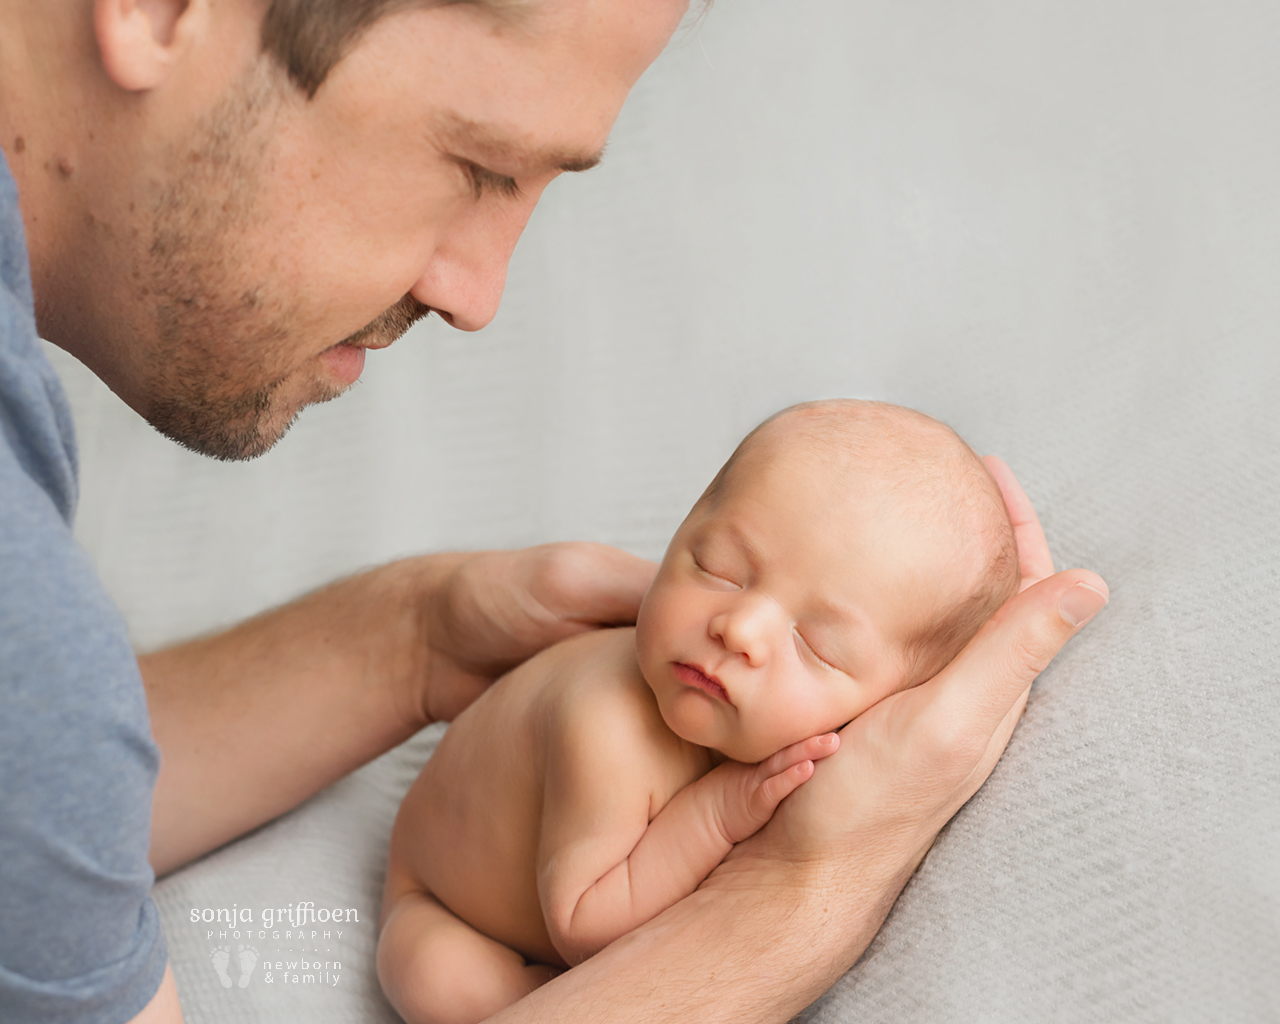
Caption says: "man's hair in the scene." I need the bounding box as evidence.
[261,0,521,98]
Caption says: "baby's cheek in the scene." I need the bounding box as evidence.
[742,688,839,762]
[635,586,683,663]
[634,584,658,649]
[633,610,660,681]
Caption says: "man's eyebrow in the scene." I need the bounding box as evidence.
[438,114,604,174]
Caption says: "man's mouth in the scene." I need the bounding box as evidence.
[318,341,367,386]
[672,663,730,703]
[338,294,432,351]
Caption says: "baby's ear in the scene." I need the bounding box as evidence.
[892,644,926,689]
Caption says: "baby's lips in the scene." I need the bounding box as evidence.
[672,661,731,702]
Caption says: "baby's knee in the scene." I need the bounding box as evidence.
[377,917,450,1024]
[377,894,535,1024]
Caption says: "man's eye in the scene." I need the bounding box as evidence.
[464,161,520,200]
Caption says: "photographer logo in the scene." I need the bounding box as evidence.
[193,900,356,992]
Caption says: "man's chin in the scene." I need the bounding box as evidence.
[147,382,344,462]
[150,408,298,462]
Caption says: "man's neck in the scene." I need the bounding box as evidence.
[0,4,101,326]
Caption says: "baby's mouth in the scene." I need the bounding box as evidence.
[672,663,730,703]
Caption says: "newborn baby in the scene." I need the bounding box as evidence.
[377,400,1019,1024]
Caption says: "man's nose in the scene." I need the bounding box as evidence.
[409,188,543,332]
[709,594,784,667]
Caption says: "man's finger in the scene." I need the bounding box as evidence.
[969,684,1031,789]
[432,544,658,678]
[922,568,1108,746]
[983,455,1054,589]
[526,543,659,626]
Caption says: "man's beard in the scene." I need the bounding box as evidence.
[139,61,431,462]
[147,293,431,462]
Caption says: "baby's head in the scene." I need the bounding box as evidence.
[635,399,1019,763]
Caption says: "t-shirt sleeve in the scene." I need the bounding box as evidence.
[0,449,169,1022]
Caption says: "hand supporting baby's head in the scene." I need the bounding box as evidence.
[635,399,1019,764]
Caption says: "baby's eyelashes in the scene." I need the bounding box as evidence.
[794,629,840,673]
[691,554,739,588]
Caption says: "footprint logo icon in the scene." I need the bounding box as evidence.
[237,944,259,989]
[209,946,233,989]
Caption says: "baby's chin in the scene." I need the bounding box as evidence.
[656,699,734,757]
[662,712,777,764]
[650,678,796,763]
[716,740,785,765]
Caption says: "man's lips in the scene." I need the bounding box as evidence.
[672,663,730,703]
[318,342,366,386]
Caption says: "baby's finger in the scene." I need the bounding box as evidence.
[758,734,839,778]
[752,760,815,818]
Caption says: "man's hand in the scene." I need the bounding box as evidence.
[416,543,657,722]
[144,542,654,875]
[479,461,1108,1024]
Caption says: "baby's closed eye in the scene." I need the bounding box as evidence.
[794,629,842,673]
[691,552,740,588]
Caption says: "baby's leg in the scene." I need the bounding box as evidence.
[378,888,558,1024]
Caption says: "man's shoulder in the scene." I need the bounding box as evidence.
[0,349,166,1024]
[1,151,78,523]
[0,366,154,770]
[0,150,33,311]
[0,149,166,1024]
[0,300,78,524]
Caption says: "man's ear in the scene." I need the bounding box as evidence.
[94,0,209,92]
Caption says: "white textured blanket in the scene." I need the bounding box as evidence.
[51,0,1279,1020]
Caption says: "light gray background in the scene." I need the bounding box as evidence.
[46,0,1279,1021]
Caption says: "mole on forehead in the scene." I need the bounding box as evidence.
[435,112,604,173]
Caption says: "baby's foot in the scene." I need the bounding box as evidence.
[236,944,259,989]
[209,945,233,988]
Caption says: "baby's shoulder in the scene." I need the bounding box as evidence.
[543,628,688,775]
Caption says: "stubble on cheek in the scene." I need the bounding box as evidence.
[137,59,433,462]
[140,60,324,461]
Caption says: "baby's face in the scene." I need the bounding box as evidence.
[636,445,962,764]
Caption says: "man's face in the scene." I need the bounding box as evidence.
[70,0,684,459]
[634,445,958,764]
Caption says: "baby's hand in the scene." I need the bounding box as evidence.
[707,733,840,845]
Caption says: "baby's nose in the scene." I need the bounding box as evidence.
[710,594,785,665]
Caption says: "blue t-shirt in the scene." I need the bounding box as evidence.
[0,156,168,1020]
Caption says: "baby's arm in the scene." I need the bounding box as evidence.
[538,718,838,965]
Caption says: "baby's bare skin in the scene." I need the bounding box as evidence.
[383,626,832,1005]
[378,401,1020,1024]
[384,627,705,968]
